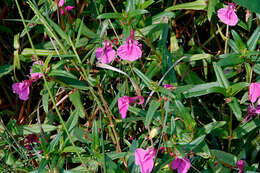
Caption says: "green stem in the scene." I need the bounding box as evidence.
[224,25,229,54]
[228,108,232,152]
[14,0,87,169]
[99,112,107,173]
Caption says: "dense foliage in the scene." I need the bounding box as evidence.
[0,0,260,172]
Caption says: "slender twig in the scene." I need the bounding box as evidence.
[145,56,187,106]
[99,112,107,173]
[97,87,128,168]
[37,101,48,144]
[224,25,229,54]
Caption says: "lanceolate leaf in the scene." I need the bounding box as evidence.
[165,0,207,11]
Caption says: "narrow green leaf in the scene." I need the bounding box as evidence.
[182,82,221,98]
[23,124,57,135]
[213,62,230,89]
[228,97,242,121]
[0,64,13,78]
[211,149,237,167]
[233,119,260,139]
[69,91,85,118]
[207,0,217,21]
[63,146,85,153]
[247,26,260,51]
[233,0,260,13]
[97,13,124,19]
[91,120,99,152]
[145,100,161,127]
[217,54,244,67]
[231,30,246,52]
[227,82,249,96]
[165,0,207,11]
[133,67,152,89]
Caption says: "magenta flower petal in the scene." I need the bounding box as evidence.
[237,160,245,173]
[60,6,75,15]
[117,42,142,61]
[95,46,116,64]
[118,96,130,119]
[58,0,65,7]
[217,3,238,26]
[135,148,156,173]
[118,96,144,119]
[249,82,260,104]
[117,30,142,61]
[65,6,74,12]
[169,157,191,173]
[129,96,145,104]
[12,80,31,101]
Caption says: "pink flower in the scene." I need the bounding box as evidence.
[12,80,31,101]
[217,3,238,26]
[95,40,116,64]
[60,6,75,15]
[30,60,44,81]
[244,104,260,121]
[118,96,144,119]
[237,160,245,173]
[117,30,142,61]
[169,157,191,173]
[58,0,74,15]
[249,82,260,104]
[58,0,65,7]
[135,148,156,173]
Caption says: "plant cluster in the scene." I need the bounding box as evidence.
[0,0,259,172]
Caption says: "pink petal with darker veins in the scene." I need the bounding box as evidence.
[118,96,131,119]
[118,96,144,119]
[95,47,116,64]
[12,80,31,101]
[249,82,260,104]
[217,4,238,26]
[169,157,191,173]
[135,148,155,173]
[117,40,142,61]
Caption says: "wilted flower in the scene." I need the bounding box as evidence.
[244,104,260,121]
[118,96,144,119]
[169,157,191,173]
[95,40,116,64]
[135,148,156,173]
[117,30,142,61]
[12,80,31,101]
[30,60,43,81]
[237,160,245,173]
[217,2,238,26]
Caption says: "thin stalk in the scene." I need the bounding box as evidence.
[224,25,229,54]
[228,108,232,152]
[15,0,87,169]
[96,87,128,168]
[99,112,107,173]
